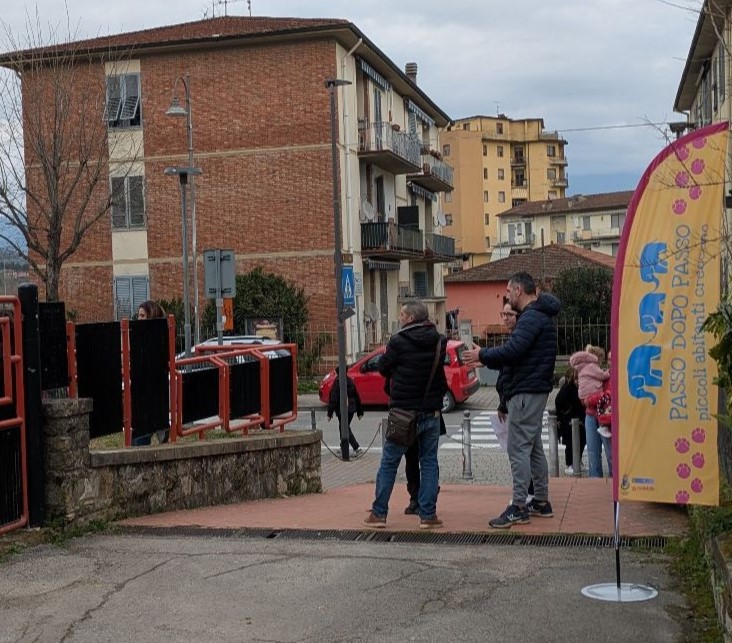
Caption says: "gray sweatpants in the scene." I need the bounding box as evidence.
[506,392,550,506]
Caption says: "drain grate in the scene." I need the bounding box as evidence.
[113,525,670,549]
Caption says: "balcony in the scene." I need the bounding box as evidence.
[552,176,569,188]
[407,154,454,192]
[424,232,457,262]
[573,228,621,244]
[497,233,535,248]
[511,183,528,200]
[358,121,422,174]
[361,222,424,260]
[510,156,527,167]
[549,155,568,166]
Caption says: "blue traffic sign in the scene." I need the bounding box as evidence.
[342,265,355,307]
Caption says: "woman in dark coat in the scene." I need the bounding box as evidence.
[327,367,363,455]
[555,366,586,474]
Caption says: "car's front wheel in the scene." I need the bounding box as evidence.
[442,391,455,413]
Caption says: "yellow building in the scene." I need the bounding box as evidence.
[440,115,568,266]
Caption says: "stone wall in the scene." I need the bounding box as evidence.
[42,398,322,527]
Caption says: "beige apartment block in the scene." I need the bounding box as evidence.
[440,115,568,266]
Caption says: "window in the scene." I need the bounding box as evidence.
[556,231,566,243]
[497,145,504,158]
[583,216,591,231]
[496,122,503,134]
[514,171,525,187]
[483,191,489,202]
[547,168,557,180]
[498,191,505,203]
[512,198,526,207]
[444,214,453,225]
[497,168,504,180]
[483,144,488,156]
[547,144,556,157]
[720,52,726,103]
[442,144,451,156]
[111,175,145,228]
[483,168,488,179]
[484,213,490,225]
[105,74,141,128]
[113,275,149,320]
[611,213,626,229]
[445,191,453,203]
[413,271,427,297]
[548,190,557,199]
[462,122,470,130]
[485,236,491,248]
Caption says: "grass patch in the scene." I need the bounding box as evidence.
[297,377,321,393]
[666,487,732,643]
[89,427,263,450]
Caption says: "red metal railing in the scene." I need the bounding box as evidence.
[0,297,28,535]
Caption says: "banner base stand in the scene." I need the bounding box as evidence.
[581,582,658,603]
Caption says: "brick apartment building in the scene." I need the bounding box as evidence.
[2,16,455,358]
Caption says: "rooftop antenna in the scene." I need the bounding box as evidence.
[495,101,500,116]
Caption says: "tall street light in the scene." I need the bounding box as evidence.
[164,165,202,358]
[326,77,353,461]
[166,74,201,346]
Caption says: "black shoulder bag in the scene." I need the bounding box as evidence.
[385,341,442,447]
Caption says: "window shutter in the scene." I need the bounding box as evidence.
[119,74,140,121]
[111,177,127,228]
[128,176,145,226]
[131,276,149,312]
[414,271,427,298]
[114,277,132,320]
[105,76,122,123]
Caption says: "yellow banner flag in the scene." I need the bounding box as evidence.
[613,121,727,506]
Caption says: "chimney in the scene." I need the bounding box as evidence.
[405,62,418,84]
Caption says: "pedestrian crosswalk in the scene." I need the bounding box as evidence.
[442,410,561,451]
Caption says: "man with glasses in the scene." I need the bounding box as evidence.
[464,272,560,528]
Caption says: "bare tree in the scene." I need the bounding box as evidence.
[0,15,139,301]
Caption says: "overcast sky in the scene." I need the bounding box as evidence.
[2,0,703,195]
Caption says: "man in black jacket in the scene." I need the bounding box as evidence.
[363,300,448,530]
[464,272,560,528]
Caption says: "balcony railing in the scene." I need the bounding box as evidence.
[424,232,456,261]
[552,176,569,188]
[550,155,568,166]
[408,154,454,191]
[497,233,535,247]
[510,156,526,167]
[358,122,422,173]
[361,221,424,258]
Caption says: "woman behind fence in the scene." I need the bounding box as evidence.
[554,366,586,475]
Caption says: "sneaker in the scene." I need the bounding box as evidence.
[526,498,554,518]
[419,516,443,530]
[598,426,612,439]
[363,512,386,528]
[404,500,419,515]
[489,504,530,529]
[564,466,574,475]
[352,446,362,456]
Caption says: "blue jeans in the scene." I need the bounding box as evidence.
[373,413,440,520]
[585,414,612,478]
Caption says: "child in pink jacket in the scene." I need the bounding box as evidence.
[569,345,610,478]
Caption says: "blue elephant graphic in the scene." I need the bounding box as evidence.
[639,242,668,288]
[639,292,666,335]
[627,345,662,404]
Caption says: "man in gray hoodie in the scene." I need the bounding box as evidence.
[464,272,561,528]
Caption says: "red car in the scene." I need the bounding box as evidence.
[318,340,480,412]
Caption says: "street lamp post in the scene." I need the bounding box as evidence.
[164,166,202,358]
[326,77,352,461]
[166,74,201,346]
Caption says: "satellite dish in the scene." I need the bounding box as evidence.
[436,210,447,227]
[361,200,375,222]
[364,302,380,322]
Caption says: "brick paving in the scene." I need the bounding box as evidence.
[123,386,687,538]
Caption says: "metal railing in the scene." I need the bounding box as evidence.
[421,154,454,187]
[361,221,424,253]
[425,232,456,257]
[359,122,422,167]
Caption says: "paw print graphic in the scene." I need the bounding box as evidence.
[691,478,704,493]
[676,463,691,479]
[692,452,705,468]
[675,437,690,454]
[675,171,689,187]
[691,158,706,175]
[672,199,687,215]
[692,427,706,444]
[689,185,702,200]
[675,144,690,162]
[692,136,707,149]
[676,490,690,504]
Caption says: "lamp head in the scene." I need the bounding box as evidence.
[324,78,352,89]
[166,96,188,117]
